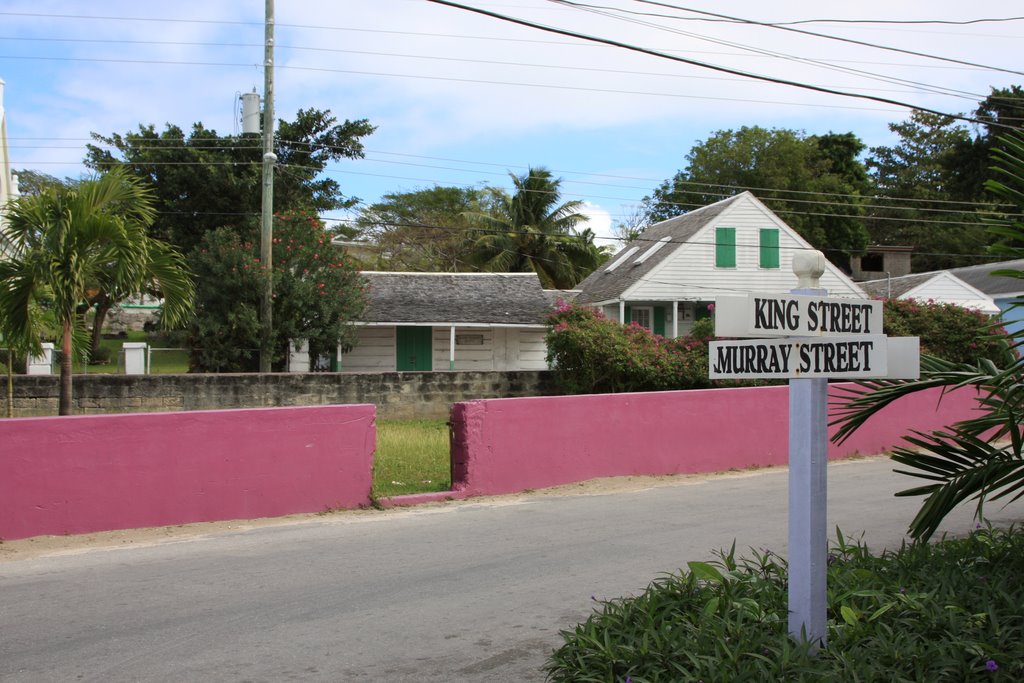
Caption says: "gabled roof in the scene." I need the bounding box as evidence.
[860,271,1000,314]
[360,272,554,325]
[573,193,744,304]
[859,272,941,299]
[949,259,1024,298]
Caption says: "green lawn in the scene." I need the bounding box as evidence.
[71,331,189,374]
[373,419,451,498]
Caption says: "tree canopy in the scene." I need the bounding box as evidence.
[354,185,494,272]
[465,168,609,289]
[85,108,375,254]
[188,210,364,372]
[642,127,871,264]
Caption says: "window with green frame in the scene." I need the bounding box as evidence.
[715,227,736,268]
[759,228,780,268]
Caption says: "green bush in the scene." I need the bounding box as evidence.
[545,299,1006,395]
[547,526,1023,682]
[882,298,1006,365]
[545,303,711,394]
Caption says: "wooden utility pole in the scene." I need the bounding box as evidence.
[259,0,276,373]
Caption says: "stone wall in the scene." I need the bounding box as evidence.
[6,371,555,420]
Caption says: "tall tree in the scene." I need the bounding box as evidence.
[355,186,494,271]
[866,110,990,270]
[188,211,364,372]
[0,169,194,415]
[85,109,375,254]
[466,168,608,289]
[643,127,870,264]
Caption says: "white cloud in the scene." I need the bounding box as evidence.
[579,201,617,248]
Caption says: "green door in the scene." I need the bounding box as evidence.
[396,326,433,371]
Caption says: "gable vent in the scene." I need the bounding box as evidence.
[633,236,671,265]
[604,246,639,273]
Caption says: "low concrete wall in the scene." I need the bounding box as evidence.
[448,384,982,497]
[7,371,553,420]
[0,405,376,540]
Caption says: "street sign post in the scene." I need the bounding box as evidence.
[710,251,918,652]
[714,293,883,338]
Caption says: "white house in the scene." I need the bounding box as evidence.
[339,272,554,372]
[572,192,866,337]
[859,271,1000,314]
[949,259,1024,336]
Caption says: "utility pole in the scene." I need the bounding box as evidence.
[259,0,276,373]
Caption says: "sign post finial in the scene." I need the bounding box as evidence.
[793,250,826,290]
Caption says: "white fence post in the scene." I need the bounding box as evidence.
[123,342,148,375]
[26,343,55,375]
[288,339,310,373]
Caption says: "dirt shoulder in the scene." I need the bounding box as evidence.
[0,458,878,563]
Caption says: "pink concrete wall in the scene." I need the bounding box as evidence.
[0,405,375,541]
[450,384,981,497]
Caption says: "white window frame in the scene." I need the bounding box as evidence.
[631,306,654,331]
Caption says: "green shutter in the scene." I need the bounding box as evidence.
[623,305,631,325]
[654,307,665,336]
[760,228,780,269]
[715,227,736,268]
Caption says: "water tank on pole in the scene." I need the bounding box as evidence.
[240,90,261,135]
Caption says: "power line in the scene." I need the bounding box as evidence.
[16,147,1021,222]
[628,1,1024,78]
[0,53,915,113]
[3,35,982,99]
[426,0,1020,131]
[552,0,987,103]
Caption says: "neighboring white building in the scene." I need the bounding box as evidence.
[572,191,866,337]
[859,271,1000,314]
[340,272,554,372]
[949,259,1024,337]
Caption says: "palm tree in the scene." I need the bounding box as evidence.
[467,167,608,288]
[831,132,1024,541]
[0,169,194,415]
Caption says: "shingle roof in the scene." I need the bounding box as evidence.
[859,272,939,299]
[360,272,554,325]
[949,259,1024,297]
[573,193,744,304]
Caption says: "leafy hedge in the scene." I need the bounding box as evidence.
[882,298,1006,365]
[547,526,1023,682]
[545,300,1006,395]
[545,303,714,394]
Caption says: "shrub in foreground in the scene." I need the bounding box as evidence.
[547,526,1023,682]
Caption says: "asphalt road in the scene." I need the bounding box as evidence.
[3,457,1022,682]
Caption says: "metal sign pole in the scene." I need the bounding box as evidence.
[788,252,828,651]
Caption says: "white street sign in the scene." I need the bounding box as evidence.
[709,335,919,380]
[714,294,883,338]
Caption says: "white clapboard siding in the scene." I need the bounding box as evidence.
[515,329,550,369]
[902,273,999,313]
[433,327,495,371]
[628,196,864,301]
[340,326,396,371]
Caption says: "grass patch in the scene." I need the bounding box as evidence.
[547,525,1024,681]
[373,419,451,498]
[64,331,190,374]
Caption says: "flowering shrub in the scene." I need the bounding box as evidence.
[881,298,1006,365]
[545,304,711,394]
[545,299,1006,395]
[188,211,365,371]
